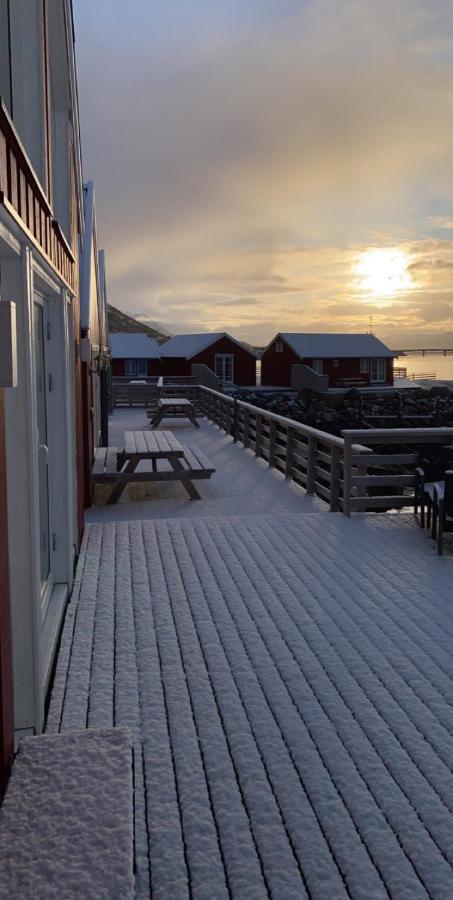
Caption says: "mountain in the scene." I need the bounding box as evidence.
[107,305,170,344]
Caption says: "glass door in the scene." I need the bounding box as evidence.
[370,358,386,382]
[215,354,234,383]
[34,300,53,610]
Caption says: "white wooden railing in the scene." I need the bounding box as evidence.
[198,387,371,511]
[198,388,453,514]
[342,428,453,514]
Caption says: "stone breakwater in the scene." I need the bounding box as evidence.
[231,385,453,437]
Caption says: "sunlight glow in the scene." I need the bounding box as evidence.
[354,248,413,297]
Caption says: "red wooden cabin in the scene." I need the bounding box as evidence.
[261,333,394,388]
[160,333,257,386]
[110,333,162,377]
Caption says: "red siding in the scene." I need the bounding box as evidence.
[261,337,393,387]
[161,337,256,386]
[0,390,13,801]
[261,338,300,386]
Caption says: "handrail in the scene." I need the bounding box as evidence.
[341,427,453,515]
[197,386,371,511]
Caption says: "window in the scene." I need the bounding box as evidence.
[312,359,323,375]
[360,358,370,374]
[275,341,284,353]
[124,359,148,377]
[215,354,234,383]
[333,359,339,368]
[370,358,386,382]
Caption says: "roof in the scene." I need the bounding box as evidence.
[109,332,161,359]
[160,332,256,359]
[277,333,394,359]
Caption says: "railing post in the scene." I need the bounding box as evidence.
[330,445,341,511]
[269,419,276,468]
[286,426,294,479]
[255,413,262,458]
[243,407,250,448]
[233,398,238,442]
[306,435,317,493]
[343,434,352,516]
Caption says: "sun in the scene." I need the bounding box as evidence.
[354,248,413,297]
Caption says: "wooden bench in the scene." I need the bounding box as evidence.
[92,445,215,502]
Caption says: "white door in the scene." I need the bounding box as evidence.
[370,358,386,382]
[34,298,54,617]
[215,354,234,383]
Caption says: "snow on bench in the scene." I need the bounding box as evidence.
[0,728,134,899]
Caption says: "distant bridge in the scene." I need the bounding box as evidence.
[392,348,453,356]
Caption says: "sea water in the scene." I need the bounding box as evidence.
[395,353,453,381]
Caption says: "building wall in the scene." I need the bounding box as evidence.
[262,337,393,387]
[0,0,85,761]
[0,389,13,800]
[161,337,257,385]
[301,357,394,387]
[261,338,301,386]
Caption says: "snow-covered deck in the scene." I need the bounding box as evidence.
[86,408,324,522]
[47,408,453,898]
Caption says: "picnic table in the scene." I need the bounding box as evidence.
[149,397,199,429]
[92,430,215,503]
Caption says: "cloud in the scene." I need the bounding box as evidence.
[74,0,453,342]
[427,216,453,229]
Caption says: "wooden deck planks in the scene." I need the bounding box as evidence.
[47,514,453,899]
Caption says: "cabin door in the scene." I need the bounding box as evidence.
[33,298,54,616]
[215,353,234,383]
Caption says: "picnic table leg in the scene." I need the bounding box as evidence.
[171,458,201,500]
[149,408,164,429]
[107,458,138,504]
[188,406,200,428]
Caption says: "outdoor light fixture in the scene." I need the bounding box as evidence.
[0,301,17,387]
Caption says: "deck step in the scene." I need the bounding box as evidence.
[0,727,134,899]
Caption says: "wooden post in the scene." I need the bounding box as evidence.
[343,434,352,516]
[243,408,250,448]
[269,419,277,468]
[286,427,294,480]
[330,445,341,511]
[233,398,238,442]
[255,413,262,458]
[306,435,317,493]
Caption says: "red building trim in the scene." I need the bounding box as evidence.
[0,390,14,801]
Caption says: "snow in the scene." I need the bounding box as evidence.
[278,332,394,359]
[47,509,453,899]
[86,409,324,523]
[109,332,161,358]
[160,332,256,359]
[0,728,134,899]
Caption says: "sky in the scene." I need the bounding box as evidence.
[74,0,453,347]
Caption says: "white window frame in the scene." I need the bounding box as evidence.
[333,359,339,368]
[312,359,323,375]
[275,341,284,353]
[124,359,148,377]
[215,353,234,383]
[360,358,370,374]
[370,358,386,383]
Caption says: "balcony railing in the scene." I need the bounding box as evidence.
[198,388,453,514]
[0,99,74,288]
